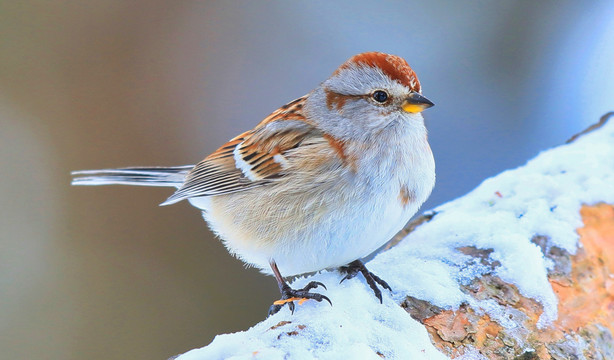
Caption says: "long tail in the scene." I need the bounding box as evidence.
[71,166,193,189]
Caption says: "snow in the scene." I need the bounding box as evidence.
[176,118,614,360]
[179,276,448,360]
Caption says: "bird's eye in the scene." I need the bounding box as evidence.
[372,90,389,103]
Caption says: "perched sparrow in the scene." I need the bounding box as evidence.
[72,52,435,314]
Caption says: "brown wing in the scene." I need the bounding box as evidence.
[161,96,321,205]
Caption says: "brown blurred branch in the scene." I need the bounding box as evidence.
[566,111,613,143]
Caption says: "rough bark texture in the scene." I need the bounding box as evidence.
[401,203,614,359]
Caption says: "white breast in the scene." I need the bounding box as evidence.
[189,121,435,277]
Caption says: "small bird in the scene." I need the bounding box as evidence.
[72,52,435,314]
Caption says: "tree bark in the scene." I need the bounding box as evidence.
[410,203,614,359]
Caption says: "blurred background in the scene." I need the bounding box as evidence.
[1,1,613,359]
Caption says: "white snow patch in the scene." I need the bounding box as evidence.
[178,271,447,360]
[176,119,614,359]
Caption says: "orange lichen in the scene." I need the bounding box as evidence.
[474,315,501,345]
[550,203,614,334]
[578,204,614,273]
[412,203,614,359]
[423,309,473,345]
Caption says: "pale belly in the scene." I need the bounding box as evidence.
[189,179,423,277]
[188,124,435,277]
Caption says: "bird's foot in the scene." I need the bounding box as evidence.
[268,281,331,316]
[339,260,391,303]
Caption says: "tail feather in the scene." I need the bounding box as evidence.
[71,166,193,189]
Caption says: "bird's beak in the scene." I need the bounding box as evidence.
[401,93,434,113]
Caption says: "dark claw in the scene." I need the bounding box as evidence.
[367,279,383,303]
[303,281,327,291]
[370,272,392,291]
[288,301,295,314]
[339,260,392,303]
[320,294,332,306]
[339,271,357,284]
[268,281,332,316]
[268,304,283,316]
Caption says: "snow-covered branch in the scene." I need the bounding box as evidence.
[175,114,614,360]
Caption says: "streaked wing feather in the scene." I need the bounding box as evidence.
[162,96,321,205]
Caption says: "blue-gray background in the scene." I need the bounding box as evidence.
[1,1,613,359]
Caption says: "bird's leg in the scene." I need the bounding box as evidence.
[339,260,392,303]
[268,260,331,316]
